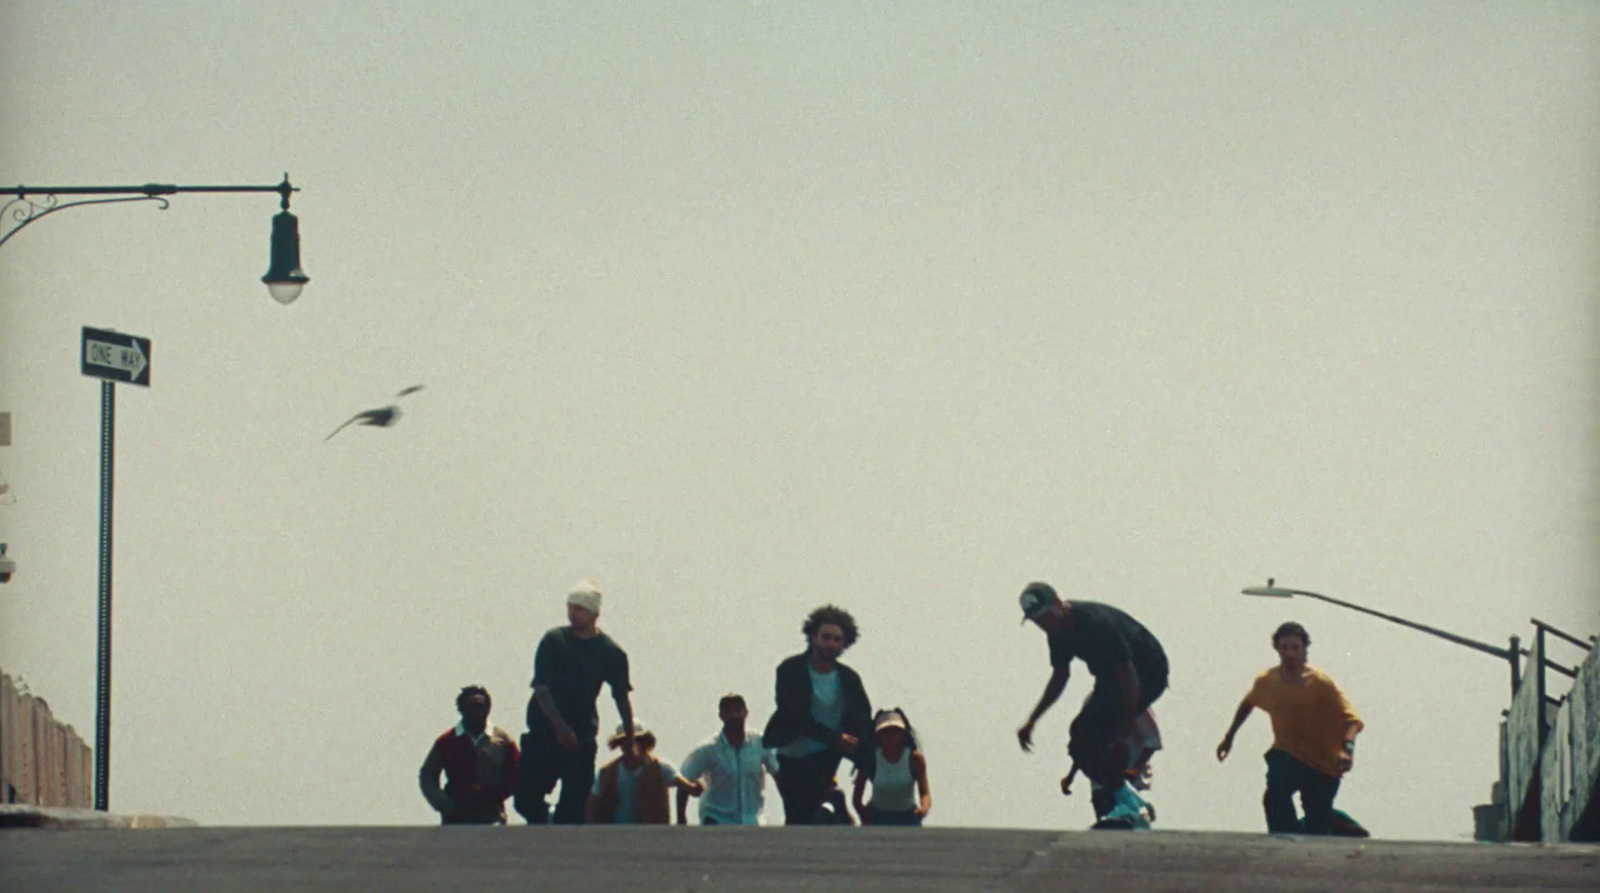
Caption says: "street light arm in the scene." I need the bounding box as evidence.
[9,182,296,198]
[1279,588,1516,661]
[3,179,300,249]
[2,176,308,303]
[0,194,170,249]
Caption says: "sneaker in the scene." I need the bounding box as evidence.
[1091,813,1150,831]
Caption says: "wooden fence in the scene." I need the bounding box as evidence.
[0,670,93,807]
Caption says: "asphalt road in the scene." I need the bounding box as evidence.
[3,825,1596,892]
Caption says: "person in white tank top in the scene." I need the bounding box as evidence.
[852,708,931,826]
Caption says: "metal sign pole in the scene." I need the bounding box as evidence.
[94,379,115,811]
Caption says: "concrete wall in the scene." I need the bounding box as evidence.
[1542,643,1600,841]
[0,671,93,808]
[1505,636,1546,840]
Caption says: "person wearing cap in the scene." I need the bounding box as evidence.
[419,685,520,824]
[852,708,932,826]
[762,604,874,825]
[678,694,782,825]
[514,579,635,824]
[586,719,702,824]
[1016,581,1169,828]
[1216,621,1363,835]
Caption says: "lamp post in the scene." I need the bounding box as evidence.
[1,175,310,303]
[1,176,309,811]
[1241,580,1522,696]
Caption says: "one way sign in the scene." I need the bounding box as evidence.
[82,327,152,387]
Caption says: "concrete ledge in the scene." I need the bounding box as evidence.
[0,805,197,830]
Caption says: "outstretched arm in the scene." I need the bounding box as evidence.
[1216,698,1254,761]
[1018,667,1070,752]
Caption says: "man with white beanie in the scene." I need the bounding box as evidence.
[514,579,635,824]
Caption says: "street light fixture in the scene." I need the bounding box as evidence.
[2,175,309,303]
[1241,579,1522,695]
[2,175,308,811]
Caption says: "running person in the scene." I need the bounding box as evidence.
[1016,581,1168,827]
[852,708,932,826]
[1216,621,1363,835]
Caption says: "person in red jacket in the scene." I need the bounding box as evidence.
[420,685,520,824]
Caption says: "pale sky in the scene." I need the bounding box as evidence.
[2,1,1597,841]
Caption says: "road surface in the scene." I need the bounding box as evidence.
[3,825,1595,892]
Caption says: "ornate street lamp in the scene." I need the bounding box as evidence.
[2,174,309,303]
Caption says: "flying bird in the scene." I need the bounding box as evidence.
[325,385,425,441]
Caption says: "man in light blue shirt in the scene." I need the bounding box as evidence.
[679,694,781,825]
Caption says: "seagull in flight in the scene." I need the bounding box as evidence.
[325,385,425,441]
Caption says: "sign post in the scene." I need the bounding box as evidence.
[80,326,150,811]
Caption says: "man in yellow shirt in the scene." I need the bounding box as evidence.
[1216,622,1362,835]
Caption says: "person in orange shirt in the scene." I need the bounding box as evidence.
[1216,622,1363,835]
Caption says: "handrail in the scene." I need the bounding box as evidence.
[1530,618,1593,652]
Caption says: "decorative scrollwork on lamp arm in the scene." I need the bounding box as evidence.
[0,192,171,249]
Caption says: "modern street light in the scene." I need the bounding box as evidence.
[1241,579,1523,696]
[1,175,310,303]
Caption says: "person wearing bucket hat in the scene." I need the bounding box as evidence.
[586,718,702,824]
[1016,581,1169,829]
[513,578,635,824]
[852,708,932,826]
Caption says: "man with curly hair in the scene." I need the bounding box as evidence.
[762,604,874,825]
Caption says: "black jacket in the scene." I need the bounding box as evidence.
[761,652,873,759]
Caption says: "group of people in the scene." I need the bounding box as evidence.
[420,583,931,827]
[421,578,1364,836]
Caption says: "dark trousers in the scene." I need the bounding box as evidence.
[1263,749,1341,835]
[1067,660,1168,802]
[514,731,598,825]
[776,751,845,825]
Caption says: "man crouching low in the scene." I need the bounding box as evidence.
[586,719,703,824]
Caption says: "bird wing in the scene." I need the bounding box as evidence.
[325,413,364,441]
[396,384,425,398]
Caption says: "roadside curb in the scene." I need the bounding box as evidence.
[0,805,198,830]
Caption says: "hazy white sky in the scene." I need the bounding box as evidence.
[2,1,1597,840]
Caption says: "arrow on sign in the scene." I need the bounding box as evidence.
[84,338,148,381]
